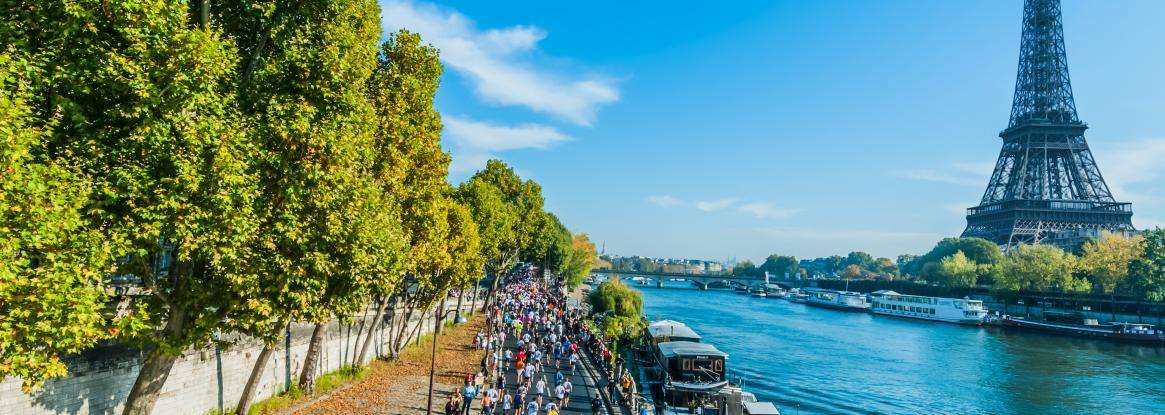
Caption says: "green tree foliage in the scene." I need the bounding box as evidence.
[907,237,1002,278]
[5,2,265,410]
[1079,232,1144,295]
[760,255,799,278]
[456,178,518,281]
[937,251,979,288]
[845,251,875,270]
[0,53,115,392]
[875,257,898,276]
[522,211,571,272]
[465,160,546,295]
[1130,229,1165,302]
[993,244,1089,293]
[732,260,761,277]
[366,30,459,361]
[562,234,599,289]
[589,278,644,319]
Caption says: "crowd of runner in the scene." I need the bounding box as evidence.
[443,268,606,415]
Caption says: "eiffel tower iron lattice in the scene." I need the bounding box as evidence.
[961,0,1134,249]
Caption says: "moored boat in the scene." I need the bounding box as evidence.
[764,285,787,299]
[998,313,1165,345]
[868,290,986,325]
[803,288,870,311]
[750,289,767,298]
[644,320,781,414]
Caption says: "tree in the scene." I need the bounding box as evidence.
[826,255,845,275]
[993,244,1088,293]
[365,29,453,362]
[466,160,545,303]
[908,237,1002,277]
[456,177,517,309]
[0,53,115,392]
[1130,228,1165,302]
[937,251,978,288]
[425,197,482,413]
[760,255,799,279]
[522,211,571,277]
[1080,232,1144,295]
[563,234,599,289]
[217,0,388,409]
[6,2,269,412]
[732,260,760,277]
[842,264,862,280]
[845,251,875,270]
[875,257,898,276]
[588,278,644,319]
[896,254,918,276]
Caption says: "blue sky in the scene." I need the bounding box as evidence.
[380,0,1165,262]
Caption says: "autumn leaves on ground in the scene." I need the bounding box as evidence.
[276,314,486,415]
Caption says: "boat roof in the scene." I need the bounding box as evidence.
[871,289,899,295]
[657,341,727,358]
[743,401,781,415]
[649,320,701,340]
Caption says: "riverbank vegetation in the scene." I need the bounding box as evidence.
[0,2,592,414]
[588,279,646,348]
[768,230,1165,311]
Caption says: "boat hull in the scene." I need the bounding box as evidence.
[872,309,983,325]
[999,317,1165,345]
[804,299,869,312]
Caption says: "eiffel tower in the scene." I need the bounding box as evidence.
[962,0,1134,249]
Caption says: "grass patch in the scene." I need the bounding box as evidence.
[246,365,366,415]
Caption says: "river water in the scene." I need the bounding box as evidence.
[633,284,1165,415]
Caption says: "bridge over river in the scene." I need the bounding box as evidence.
[589,268,795,290]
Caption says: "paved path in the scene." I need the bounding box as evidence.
[493,328,607,414]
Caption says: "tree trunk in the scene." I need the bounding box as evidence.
[236,345,276,415]
[122,349,181,415]
[392,303,416,356]
[351,311,367,367]
[471,277,481,312]
[412,311,425,347]
[356,296,387,366]
[122,308,188,415]
[454,289,465,322]
[426,296,448,415]
[298,323,326,393]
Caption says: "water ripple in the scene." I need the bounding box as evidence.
[635,285,1165,415]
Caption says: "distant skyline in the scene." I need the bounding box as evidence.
[380,0,1165,262]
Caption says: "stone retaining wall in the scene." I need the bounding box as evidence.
[1,298,479,415]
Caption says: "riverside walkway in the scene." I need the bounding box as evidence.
[487,271,627,415]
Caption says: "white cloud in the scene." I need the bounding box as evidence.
[381,0,619,126]
[647,195,684,208]
[737,202,800,219]
[444,116,569,151]
[442,116,569,173]
[695,198,738,212]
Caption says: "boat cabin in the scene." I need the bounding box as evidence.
[649,320,702,344]
[1111,322,1163,335]
[655,341,727,385]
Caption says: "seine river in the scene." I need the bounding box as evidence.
[633,284,1165,415]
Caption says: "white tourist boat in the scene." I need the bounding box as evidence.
[868,290,986,325]
[802,288,870,311]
